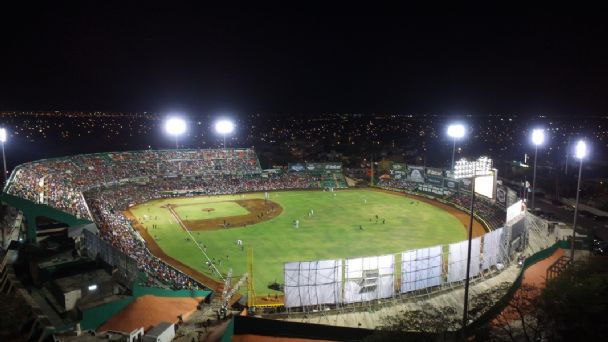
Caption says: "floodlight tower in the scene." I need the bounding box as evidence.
[215,119,235,149]
[570,140,588,261]
[447,124,466,172]
[530,129,545,211]
[454,157,493,334]
[165,117,186,149]
[0,127,7,185]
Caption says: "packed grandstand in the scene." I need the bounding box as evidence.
[4,148,508,293]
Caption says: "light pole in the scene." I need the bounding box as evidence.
[454,157,493,334]
[530,128,545,211]
[0,127,7,186]
[215,119,235,149]
[165,117,186,149]
[447,124,465,172]
[571,140,587,261]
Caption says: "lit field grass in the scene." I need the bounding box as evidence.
[172,201,249,220]
[129,189,467,295]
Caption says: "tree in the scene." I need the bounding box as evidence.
[538,256,608,341]
[364,303,461,342]
[488,283,546,342]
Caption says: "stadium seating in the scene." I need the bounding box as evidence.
[4,149,323,290]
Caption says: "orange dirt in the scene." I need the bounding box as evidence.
[98,295,202,333]
[179,199,283,231]
[493,248,565,323]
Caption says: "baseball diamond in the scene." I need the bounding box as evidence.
[127,189,484,295]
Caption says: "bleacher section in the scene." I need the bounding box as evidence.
[5,149,261,219]
[3,149,326,291]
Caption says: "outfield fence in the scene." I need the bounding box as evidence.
[282,215,522,310]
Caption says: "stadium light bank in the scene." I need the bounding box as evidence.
[447,124,466,172]
[0,127,7,184]
[453,156,493,334]
[165,117,187,149]
[215,119,235,149]
[530,128,545,211]
[570,139,588,261]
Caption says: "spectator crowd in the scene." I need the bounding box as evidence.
[5,148,322,290]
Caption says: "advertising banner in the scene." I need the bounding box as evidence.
[426,176,444,186]
[391,163,407,171]
[444,179,459,191]
[426,168,444,177]
[288,163,305,172]
[407,165,426,183]
[496,184,507,207]
[460,178,473,192]
[324,163,342,170]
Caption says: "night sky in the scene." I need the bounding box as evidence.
[1,5,607,116]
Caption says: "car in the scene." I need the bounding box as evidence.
[544,212,558,221]
[593,215,608,222]
[592,241,608,256]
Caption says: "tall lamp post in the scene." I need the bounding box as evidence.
[215,119,235,149]
[165,117,186,149]
[0,127,7,186]
[454,157,493,334]
[447,124,465,172]
[530,128,545,211]
[571,140,587,261]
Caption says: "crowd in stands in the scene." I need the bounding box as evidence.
[446,191,506,230]
[377,178,418,192]
[6,149,261,219]
[81,172,320,290]
[88,197,196,290]
[5,148,327,290]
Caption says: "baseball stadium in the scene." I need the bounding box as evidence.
[0,147,561,341]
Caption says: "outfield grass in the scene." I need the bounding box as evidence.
[129,189,467,295]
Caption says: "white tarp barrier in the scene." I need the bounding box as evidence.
[401,245,443,293]
[506,200,524,224]
[481,228,503,270]
[284,259,342,308]
[448,238,481,283]
[344,254,394,303]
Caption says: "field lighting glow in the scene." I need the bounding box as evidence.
[575,140,588,159]
[447,124,465,139]
[0,128,6,143]
[215,119,235,134]
[165,117,186,136]
[531,128,545,146]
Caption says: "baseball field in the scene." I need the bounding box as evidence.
[127,189,477,295]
